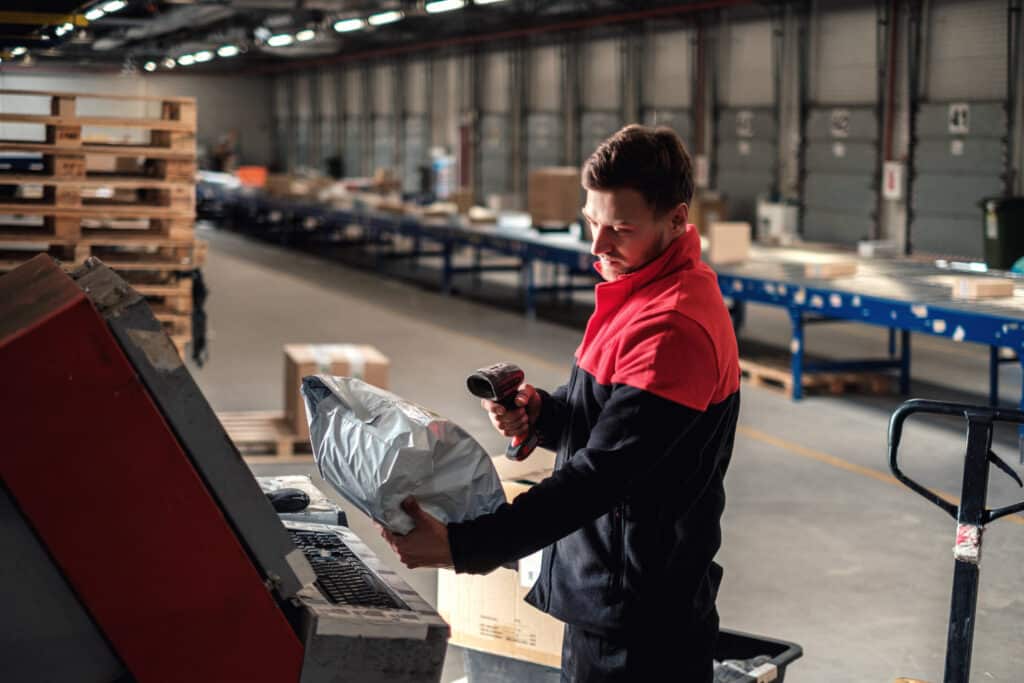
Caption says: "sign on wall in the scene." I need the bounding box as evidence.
[947,102,970,135]
[736,110,755,138]
[830,109,850,138]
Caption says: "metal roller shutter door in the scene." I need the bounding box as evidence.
[802,3,878,244]
[911,0,1007,257]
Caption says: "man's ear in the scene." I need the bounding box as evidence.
[671,203,689,233]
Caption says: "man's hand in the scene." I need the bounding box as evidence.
[380,497,454,569]
[481,383,541,439]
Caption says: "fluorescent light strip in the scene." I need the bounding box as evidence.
[368,10,404,26]
[177,54,195,66]
[333,18,365,33]
[84,8,105,21]
[266,33,294,47]
[102,0,126,12]
[193,50,213,63]
[425,0,466,12]
[217,45,240,58]
[295,29,316,42]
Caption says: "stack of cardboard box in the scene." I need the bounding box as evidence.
[528,168,581,227]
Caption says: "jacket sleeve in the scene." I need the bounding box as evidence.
[535,383,569,449]
[448,318,721,574]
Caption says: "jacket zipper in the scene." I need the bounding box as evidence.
[543,364,579,610]
[612,505,625,595]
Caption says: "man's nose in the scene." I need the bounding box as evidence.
[591,226,611,256]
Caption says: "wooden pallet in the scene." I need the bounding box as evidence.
[0,89,200,351]
[217,411,314,463]
[0,184,195,211]
[0,239,205,273]
[0,220,194,244]
[740,346,893,397]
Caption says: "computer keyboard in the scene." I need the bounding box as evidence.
[289,529,407,610]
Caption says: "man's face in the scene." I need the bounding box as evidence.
[582,187,687,282]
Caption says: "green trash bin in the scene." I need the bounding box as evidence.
[982,196,1024,270]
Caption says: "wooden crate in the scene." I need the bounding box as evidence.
[740,343,892,396]
[217,411,314,463]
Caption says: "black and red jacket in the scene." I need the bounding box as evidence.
[448,225,741,638]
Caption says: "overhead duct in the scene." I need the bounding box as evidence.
[92,5,237,50]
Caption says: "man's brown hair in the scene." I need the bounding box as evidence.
[582,124,694,216]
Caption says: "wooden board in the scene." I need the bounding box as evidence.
[740,344,892,397]
[0,113,195,132]
[0,202,194,219]
[0,141,195,160]
[217,411,314,462]
[0,89,194,104]
[0,243,201,273]
[0,173,193,190]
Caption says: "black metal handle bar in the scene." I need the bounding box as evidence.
[888,399,1024,523]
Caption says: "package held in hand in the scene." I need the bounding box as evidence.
[301,375,507,534]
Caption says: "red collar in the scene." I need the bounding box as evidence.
[592,224,699,298]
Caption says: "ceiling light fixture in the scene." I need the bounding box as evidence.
[193,50,213,63]
[143,61,156,72]
[217,45,240,58]
[266,33,294,47]
[295,29,316,42]
[11,46,27,56]
[333,17,365,33]
[101,0,126,12]
[367,10,404,26]
[177,54,195,66]
[425,0,466,13]
[84,8,105,21]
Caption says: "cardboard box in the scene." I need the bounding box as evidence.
[950,277,1015,300]
[450,188,475,215]
[706,222,751,264]
[528,167,581,226]
[265,174,332,200]
[803,260,859,279]
[438,452,562,667]
[467,206,497,225]
[283,344,389,440]
[689,191,728,235]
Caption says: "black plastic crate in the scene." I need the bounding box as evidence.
[715,629,803,682]
[463,627,802,682]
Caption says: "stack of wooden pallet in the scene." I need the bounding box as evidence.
[0,89,204,352]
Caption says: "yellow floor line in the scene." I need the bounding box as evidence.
[737,425,1024,527]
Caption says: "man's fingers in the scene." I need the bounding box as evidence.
[481,398,505,416]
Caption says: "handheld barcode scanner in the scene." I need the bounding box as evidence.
[467,362,539,461]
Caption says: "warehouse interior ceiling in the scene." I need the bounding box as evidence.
[0,0,779,73]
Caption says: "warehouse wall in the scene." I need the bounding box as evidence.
[264,0,1023,258]
[0,69,273,166]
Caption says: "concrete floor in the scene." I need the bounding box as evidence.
[188,224,1024,683]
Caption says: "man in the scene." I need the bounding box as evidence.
[384,124,741,682]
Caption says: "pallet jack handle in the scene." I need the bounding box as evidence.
[888,399,1024,523]
[887,399,1024,683]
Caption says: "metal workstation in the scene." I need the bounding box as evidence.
[2,1,1024,682]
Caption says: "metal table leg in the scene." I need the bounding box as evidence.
[522,258,536,320]
[900,330,912,395]
[988,345,1000,407]
[441,240,454,295]
[789,308,804,400]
